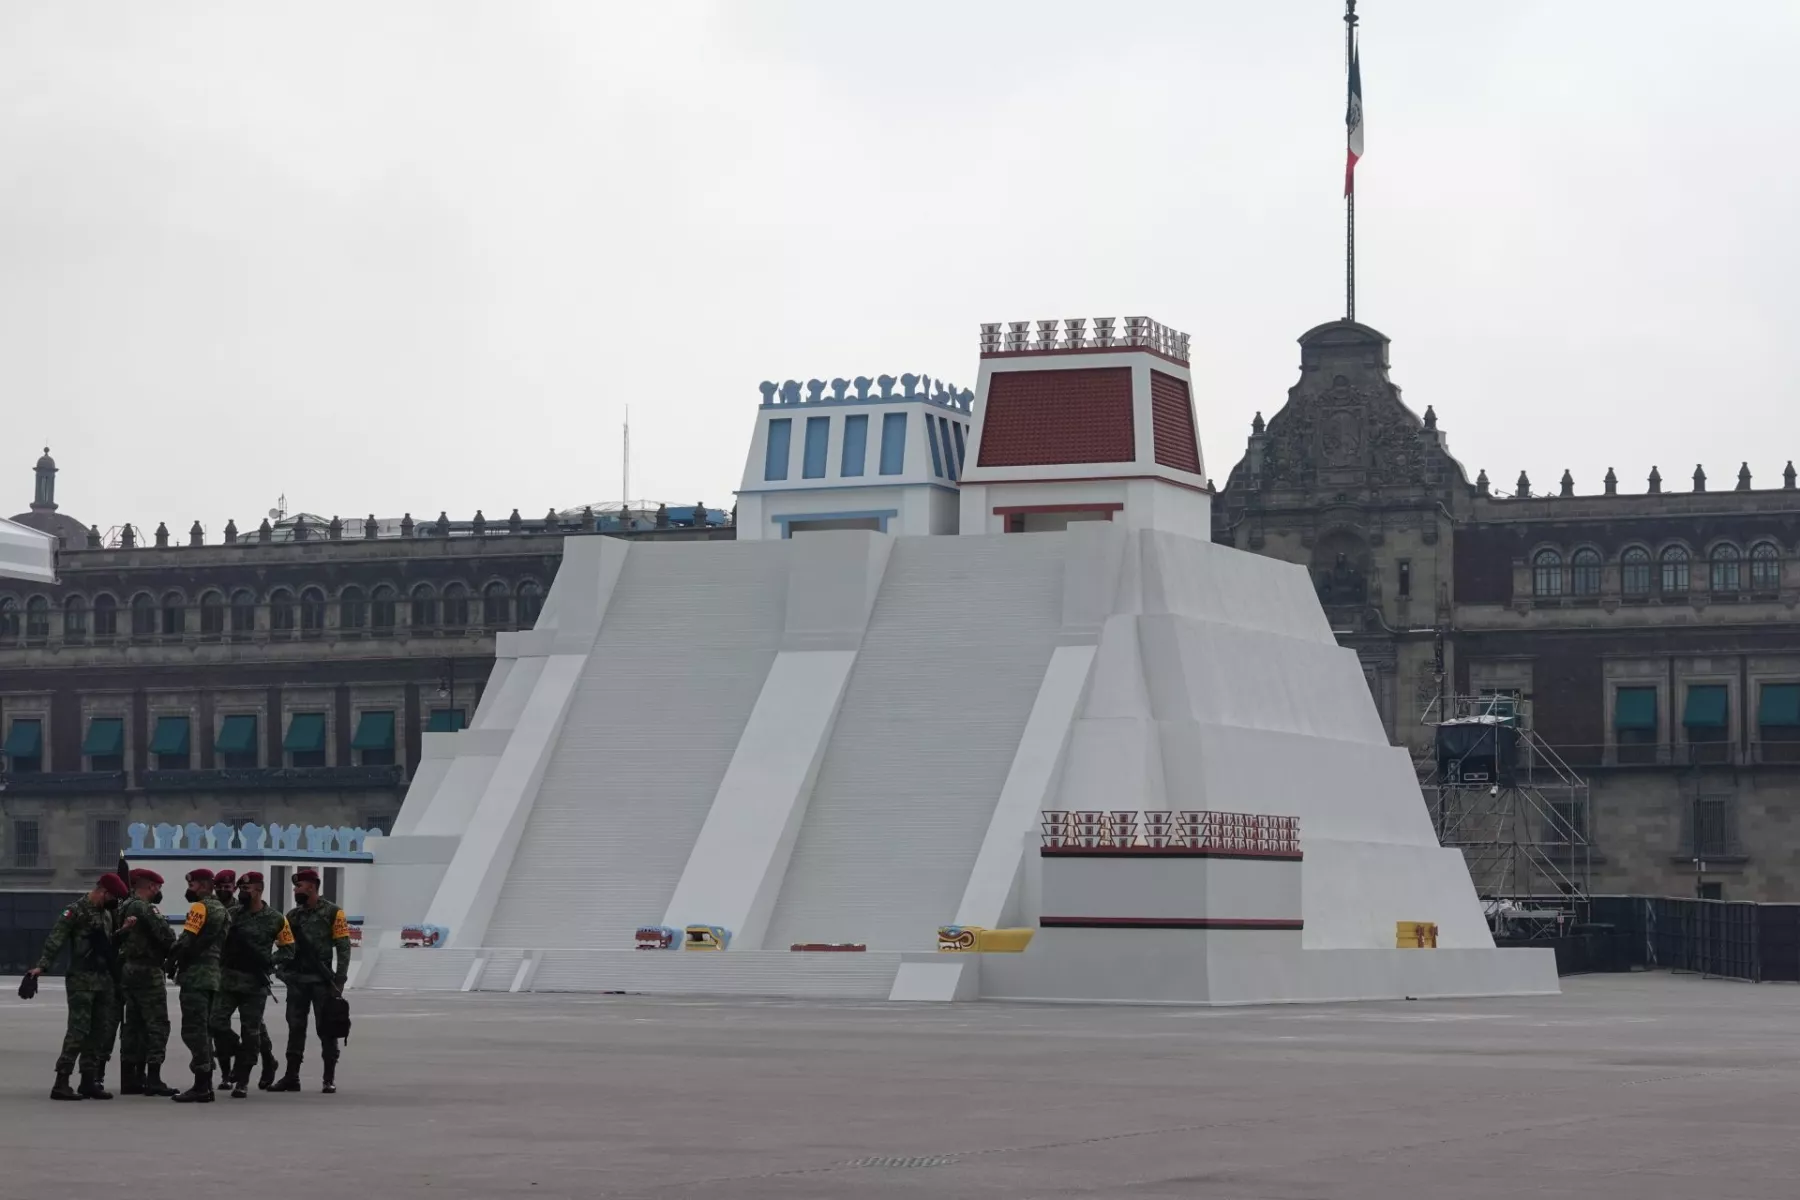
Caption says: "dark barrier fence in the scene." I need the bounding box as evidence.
[1578,895,1800,982]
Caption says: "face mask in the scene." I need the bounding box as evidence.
[150,890,163,905]
[184,889,197,903]
[294,891,306,904]
[104,896,120,910]
[238,889,252,903]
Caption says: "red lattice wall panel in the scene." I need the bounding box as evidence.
[1150,370,1201,474]
[976,367,1134,467]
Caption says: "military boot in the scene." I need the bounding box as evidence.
[77,1071,114,1100]
[257,1046,279,1091]
[119,1063,145,1096]
[50,1071,83,1101]
[321,1060,336,1094]
[269,1057,303,1092]
[142,1064,178,1097]
[171,1071,214,1103]
[230,1057,251,1099]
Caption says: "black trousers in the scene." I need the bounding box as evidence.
[283,979,340,1065]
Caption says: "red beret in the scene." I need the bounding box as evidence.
[212,869,238,888]
[292,868,320,885]
[185,868,214,883]
[97,873,128,899]
[127,868,164,886]
[239,871,265,886]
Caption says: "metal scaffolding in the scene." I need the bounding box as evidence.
[1420,694,1592,940]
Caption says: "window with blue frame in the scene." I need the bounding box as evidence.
[879,412,907,475]
[925,415,944,477]
[764,418,792,481]
[841,414,868,477]
[802,416,830,479]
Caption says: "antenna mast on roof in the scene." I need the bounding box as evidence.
[623,405,630,513]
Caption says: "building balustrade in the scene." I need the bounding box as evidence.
[0,770,127,794]
[141,764,406,792]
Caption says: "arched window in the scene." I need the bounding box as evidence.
[23,596,48,641]
[1751,541,1781,592]
[269,588,295,635]
[160,590,186,637]
[1660,545,1691,594]
[339,585,366,632]
[483,581,511,629]
[199,591,225,637]
[410,583,437,631]
[1622,547,1652,597]
[229,589,256,637]
[0,597,17,642]
[300,587,327,637]
[130,593,156,639]
[1709,543,1742,594]
[64,595,88,642]
[92,594,117,639]
[1572,548,1602,597]
[443,582,469,630]
[370,585,396,633]
[518,580,543,626]
[1532,549,1563,598]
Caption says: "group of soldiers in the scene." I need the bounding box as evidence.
[25,863,353,1103]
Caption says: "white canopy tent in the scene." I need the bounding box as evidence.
[0,515,57,584]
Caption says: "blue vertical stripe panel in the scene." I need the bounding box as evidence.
[840,413,868,477]
[879,412,907,475]
[802,415,830,478]
[951,420,967,472]
[938,417,958,480]
[925,414,944,477]
[764,418,792,481]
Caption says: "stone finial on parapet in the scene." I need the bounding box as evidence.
[367,513,380,539]
[257,518,272,543]
[655,503,669,528]
[779,380,802,405]
[1515,471,1531,499]
[1423,405,1437,431]
[1692,465,1706,493]
[1604,467,1618,495]
[1559,470,1574,497]
[154,522,169,549]
[1738,462,1753,491]
[240,822,266,853]
[508,508,522,533]
[876,374,896,400]
[1787,461,1798,490]
[1252,412,1266,435]
[183,822,204,850]
[223,519,238,545]
[152,823,179,850]
[830,378,849,402]
[127,823,149,852]
[435,511,451,536]
[120,524,136,549]
[900,373,919,399]
[805,379,825,403]
[853,376,872,401]
[329,515,343,540]
[472,510,487,536]
[1648,466,1662,494]
[207,821,233,850]
[1474,469,1490,496]
[87,525,103,548]
[758,380,778,405]
[189,521,204,546]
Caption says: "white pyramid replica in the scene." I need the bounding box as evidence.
[358,317,1556,1003]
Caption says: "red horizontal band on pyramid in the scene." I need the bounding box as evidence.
[1039,917,1303,930]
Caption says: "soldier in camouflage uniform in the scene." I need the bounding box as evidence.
[26,873,129,1101]
[272,866,352,1094]
[211,870,293,1099]
[168,867,230,1103]
[116,867,178,1097]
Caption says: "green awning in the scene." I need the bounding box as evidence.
[350,710,396,751]
[1759,684,1800,727]
[149,716,190,757]
[1683,685,1728,729]
[3,719,41,757]
[425,709,465,733]
[283,712,327,752]
[215,714,258,754]
[1614,688,1657,731]
[82,717,124,757]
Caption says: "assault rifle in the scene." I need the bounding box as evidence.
[286,915,352,1043]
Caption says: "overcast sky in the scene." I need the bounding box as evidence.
[3,1,1797,534]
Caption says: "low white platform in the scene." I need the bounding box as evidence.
[978,932,1558,1005]
[362,949,904,1001]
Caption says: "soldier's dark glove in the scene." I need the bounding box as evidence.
[17,974,37,1000]
[334,974,348,990]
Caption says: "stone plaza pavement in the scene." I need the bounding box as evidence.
[2,973,1797,1198]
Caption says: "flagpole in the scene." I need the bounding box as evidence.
[1345,0,1358,322]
